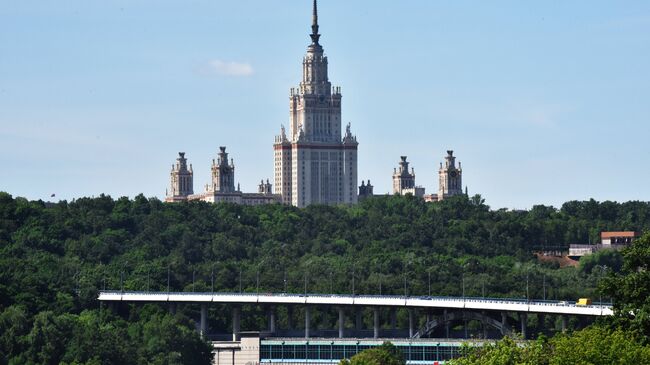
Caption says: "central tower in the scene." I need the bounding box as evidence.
[274,0,358,207]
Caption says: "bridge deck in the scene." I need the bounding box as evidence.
[98,291,612,316]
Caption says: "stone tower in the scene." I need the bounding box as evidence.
[392,156,416,195]
[166,152,193,202]
[273,0,358,207]
[438,150,463,200]
[211,146,236,193]
[358,180,374,201]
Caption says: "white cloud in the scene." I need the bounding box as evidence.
[208,59,254,76]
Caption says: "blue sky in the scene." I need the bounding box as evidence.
[1,1,649,209]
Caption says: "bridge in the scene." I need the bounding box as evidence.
[99,291,612,341]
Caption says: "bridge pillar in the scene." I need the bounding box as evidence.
[168,303,176,315]
[355,309,363,331]
[408,309,415,338]
[338,308,345,338]
[390,308,397,332]
[373,308,380,339]
[200,304,208,338]
[268,307,276,334]
[232,306,241,342]
[305,306,311,339]
[501,312,509,335]
[561,315,567,332]
[444,309,450,338]
[482,311,488,339]
[519,313,527,339]
[287,306,294,330]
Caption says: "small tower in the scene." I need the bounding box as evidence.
[438,150,463,200]
[166,152,193,202]
[392,156,416,195]
[258,179,273,195]
[359,180,374,201]
[211,146,236,193]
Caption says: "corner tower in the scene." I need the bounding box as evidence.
[166,152,193,202]
[274,0,358,207]
[438,150,463,200]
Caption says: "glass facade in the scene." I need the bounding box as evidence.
[260,340,464,364]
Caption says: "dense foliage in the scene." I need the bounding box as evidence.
[2,191,650,363]
[340,342,404,365]
[601,231,650,343]
[449,327,650,365]
[451,232,650,364]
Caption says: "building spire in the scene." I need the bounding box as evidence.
[310,0,321,45]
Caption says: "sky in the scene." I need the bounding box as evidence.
[1,1,649,209]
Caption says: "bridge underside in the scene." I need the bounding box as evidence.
[107,301,585,341]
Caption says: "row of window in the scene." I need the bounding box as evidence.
[260,343,462,362]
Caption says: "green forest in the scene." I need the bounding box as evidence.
[2,191,650,364]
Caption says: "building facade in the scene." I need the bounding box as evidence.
[274,0,358,208]
[165,148,280,206]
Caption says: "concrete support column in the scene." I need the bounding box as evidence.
[168,303,176,315]
[561,315,568,332]
[444,309,450,338]
[287,306,294,330]
[355,309,363,331]
[338,308,345,338]
[482,311,488,339]
[200,304,208,338]
[501,312,509,335]
[408,309,415,338]
[305,307,311,339]
[232,306,241,342]
[390,308,397,331]
[519,313,527,339]
[268,307,276,334]
[373,308,380,339]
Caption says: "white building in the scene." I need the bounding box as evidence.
[273,0,358,208]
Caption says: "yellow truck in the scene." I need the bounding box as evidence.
[577,298,592,306]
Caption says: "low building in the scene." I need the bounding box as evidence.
[601,231,639,245]
[568,231,639,258]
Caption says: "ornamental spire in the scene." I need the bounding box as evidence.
[310,0,321,45]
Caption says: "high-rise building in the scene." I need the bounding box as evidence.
[438,150,463,200]
[274,0,358,208]
[165,152,193,202]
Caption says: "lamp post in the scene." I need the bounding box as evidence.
[403,260,409,298]
[283,269,288,293]
[329,270,333,294]
[167,265,170,293]
[526,270,530,302]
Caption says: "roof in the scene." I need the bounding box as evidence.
[601,231,639,238]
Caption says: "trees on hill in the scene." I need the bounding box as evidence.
[2,191,650,363]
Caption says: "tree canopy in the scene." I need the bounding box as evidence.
[2,191,650,363]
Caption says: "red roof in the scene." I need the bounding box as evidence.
[601,231,639,238]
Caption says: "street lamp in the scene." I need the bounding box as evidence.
[211,266,215,293]
[428,270,431,297]
[283,269,288,293]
